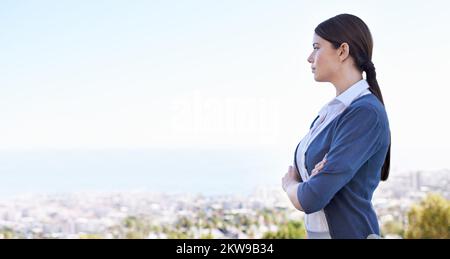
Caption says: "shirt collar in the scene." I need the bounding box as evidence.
[334,79,370,107]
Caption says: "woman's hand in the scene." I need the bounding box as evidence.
[311,153,328,177]
[282,165,303,211]
[281,154,328,211]
[282,165,300,192]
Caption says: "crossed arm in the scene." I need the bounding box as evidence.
[282,157,327,211]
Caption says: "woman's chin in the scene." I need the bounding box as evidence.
[313,74,324,82]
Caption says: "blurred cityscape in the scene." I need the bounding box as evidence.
[0,169,449,239]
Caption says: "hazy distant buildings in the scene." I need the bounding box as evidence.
[0,169,448,239]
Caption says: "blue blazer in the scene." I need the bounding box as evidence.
[294,94,391,239]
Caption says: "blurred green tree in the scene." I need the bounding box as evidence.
[263,220,306,239]
[405,193,450,239]
[381,219,405,238]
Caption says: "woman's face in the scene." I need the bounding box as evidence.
[307,34,341,82]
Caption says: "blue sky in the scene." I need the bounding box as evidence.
[1,0,450,171]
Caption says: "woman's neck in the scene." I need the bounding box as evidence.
[332,70,363,97]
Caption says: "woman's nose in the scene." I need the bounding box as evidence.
[307,52,314,63]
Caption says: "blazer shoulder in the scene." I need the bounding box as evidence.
[347,94,386,117]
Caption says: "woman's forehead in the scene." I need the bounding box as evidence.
[312,34,335,49]
[312,34,326,45]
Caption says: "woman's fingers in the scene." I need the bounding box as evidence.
[315,158,327,166]
[314,161,325,169]
[311,156,327,176]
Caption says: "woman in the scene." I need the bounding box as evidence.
[281,14,391,239]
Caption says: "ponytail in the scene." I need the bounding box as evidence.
[361,61,391,181]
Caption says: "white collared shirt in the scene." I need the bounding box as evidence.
[296,79,372,234]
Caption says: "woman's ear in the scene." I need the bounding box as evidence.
[338,43,350,62]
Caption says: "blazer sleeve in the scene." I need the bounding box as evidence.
[297,105,383,214]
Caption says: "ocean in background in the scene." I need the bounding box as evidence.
[0,148,292,198]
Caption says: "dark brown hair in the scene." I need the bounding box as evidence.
[315,14,391,181]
